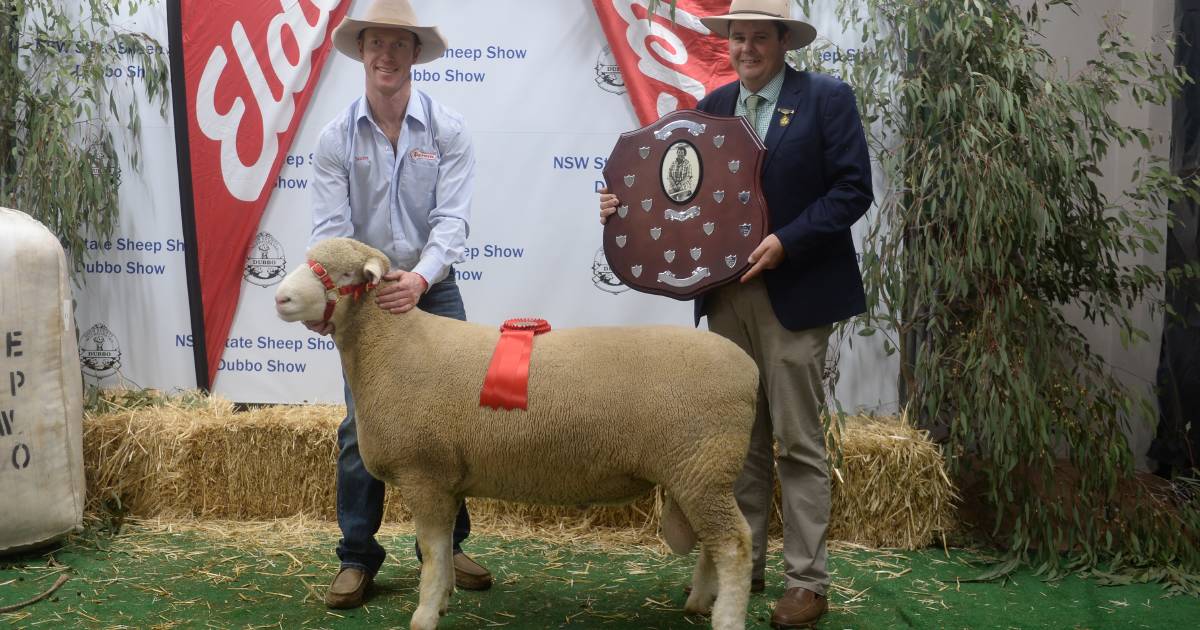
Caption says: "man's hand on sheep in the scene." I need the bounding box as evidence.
[741,234,785,282]
[598,187,620,224]
[376,270,428,314]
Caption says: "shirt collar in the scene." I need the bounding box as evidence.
[738,67,786,107]
[354,89,427,130]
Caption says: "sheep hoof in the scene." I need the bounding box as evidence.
[411,606,441,630]
[712,613,747,630]
[683,591,715,616]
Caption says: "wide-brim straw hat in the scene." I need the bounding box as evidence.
[700,0,817,50]
[332,0,446,64]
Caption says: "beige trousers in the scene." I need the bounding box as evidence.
[706,277,832,595]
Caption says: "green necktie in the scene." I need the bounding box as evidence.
[745,94,765,133]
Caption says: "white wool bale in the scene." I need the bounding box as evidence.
[0,208,85,554]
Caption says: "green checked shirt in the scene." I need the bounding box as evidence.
[734,68,786,140]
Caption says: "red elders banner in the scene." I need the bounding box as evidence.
[181,0,349,385]
[592,0,737,124]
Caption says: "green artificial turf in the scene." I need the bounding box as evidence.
[1,522,1195,629]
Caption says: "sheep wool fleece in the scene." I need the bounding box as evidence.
[275,238,760,630]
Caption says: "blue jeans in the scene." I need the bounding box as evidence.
[336,277,472,575]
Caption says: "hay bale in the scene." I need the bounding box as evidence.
[827,415,957,548]
[83,393,408,521]
[84,392,954,548]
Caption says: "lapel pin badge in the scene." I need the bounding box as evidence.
[777,108,794,127]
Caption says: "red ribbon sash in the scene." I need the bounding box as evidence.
[480,318,551,410]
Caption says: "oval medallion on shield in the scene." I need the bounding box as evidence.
[660,140,702,204]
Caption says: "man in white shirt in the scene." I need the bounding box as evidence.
[307,0,491,609]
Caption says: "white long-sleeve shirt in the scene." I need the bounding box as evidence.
[309,89,475,285]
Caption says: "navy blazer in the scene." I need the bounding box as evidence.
[695,67,873,331]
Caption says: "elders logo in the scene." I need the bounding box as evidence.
[183,0,348,387]
[592,0,736,124]
[595,45,625,94]
[592,248,629,294]
[244,231,287,287]
[79,323,122,378]
[194,0,341,202]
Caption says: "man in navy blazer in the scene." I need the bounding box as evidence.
[601,1,872,627]
[692,41,872,335]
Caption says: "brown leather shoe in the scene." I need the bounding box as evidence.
[770,587,828,628]
[683,577,766,596]
[453,552,493,591]
[325,566,372,609]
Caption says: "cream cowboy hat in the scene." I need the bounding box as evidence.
[700,0,817,50]
[332,0,447,64]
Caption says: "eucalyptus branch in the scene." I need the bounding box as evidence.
[1,0,169,273]
[828,0,1199,586]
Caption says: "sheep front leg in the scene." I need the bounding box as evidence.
[411,495,458,630]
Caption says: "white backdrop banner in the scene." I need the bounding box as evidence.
[70,0,897,412]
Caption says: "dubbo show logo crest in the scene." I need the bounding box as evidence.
[592,248,629,294]
[244,231,287,287]
[595,45,625,95]
[79,323,122,378]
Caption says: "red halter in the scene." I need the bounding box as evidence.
[307,259,378,324]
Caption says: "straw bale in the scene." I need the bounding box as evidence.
[84,393,954,549]
[827,414,958,548]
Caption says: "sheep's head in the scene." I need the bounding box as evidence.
[274,238,390,323]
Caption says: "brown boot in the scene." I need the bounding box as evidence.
[325,566,372,609]
[770,587,827,628]
[453,552,493,591]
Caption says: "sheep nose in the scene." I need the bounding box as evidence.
[275,295,290,305]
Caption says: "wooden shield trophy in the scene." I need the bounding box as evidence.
[602,110,768,300]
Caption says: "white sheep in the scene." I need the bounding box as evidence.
[274,237,757,630]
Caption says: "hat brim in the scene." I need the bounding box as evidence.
[332,17,446,64]
[699,14,817,50]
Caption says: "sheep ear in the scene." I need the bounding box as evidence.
[363,257,386,285]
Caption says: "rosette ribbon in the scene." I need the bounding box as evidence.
[479,318,552,410]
